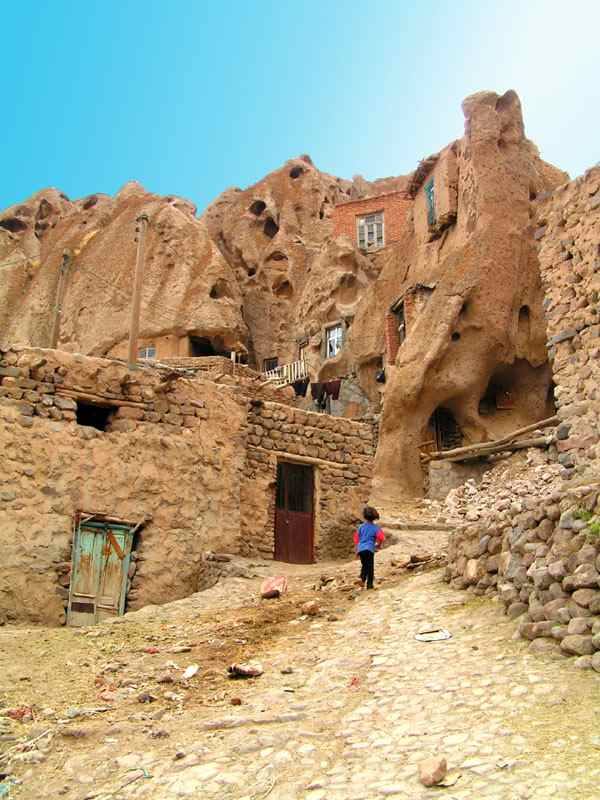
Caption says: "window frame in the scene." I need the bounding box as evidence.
[356,211,385,251]
[325,323,343,359]
[424,178,436,227]
[138,344,156,360]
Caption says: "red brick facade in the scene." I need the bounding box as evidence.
[384,312,401,365]
[332,191,412,248]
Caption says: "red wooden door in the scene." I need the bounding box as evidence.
[275,462,314,564]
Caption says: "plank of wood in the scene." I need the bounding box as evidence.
[424,415,558,461]
[441,435,552,463]
[57,389,148,409]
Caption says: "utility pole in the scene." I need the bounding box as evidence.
[127,213,149,369]
[50,249,72,348]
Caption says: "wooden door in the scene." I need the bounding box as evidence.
[68,522,133,626]
[274,462,314,564]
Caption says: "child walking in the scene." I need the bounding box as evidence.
[353,506,385,590]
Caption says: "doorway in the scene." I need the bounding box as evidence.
[431,408,462,451]
[67,518,134,626]
[274,462,315,564]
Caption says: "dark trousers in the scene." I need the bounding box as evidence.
[358,550,375,588]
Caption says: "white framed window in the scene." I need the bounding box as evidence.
[138,344,156,359]
[357,211,384,251]
[325,323,343,359]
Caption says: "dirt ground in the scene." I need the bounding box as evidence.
[2,528,598,800]
[0,537,443,798]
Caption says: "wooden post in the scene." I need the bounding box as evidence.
[127,214,149,369]
[50,250,72,348]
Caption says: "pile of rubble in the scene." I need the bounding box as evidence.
[432,450,564,523]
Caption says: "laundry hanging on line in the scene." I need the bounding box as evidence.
[310,382,325,401]
[292,377,309,397]
[323,379,342,400]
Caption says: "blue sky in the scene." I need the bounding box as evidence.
[2,1,597,213]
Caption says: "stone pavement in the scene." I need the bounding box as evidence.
[4,566,600,799]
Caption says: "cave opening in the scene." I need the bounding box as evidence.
[289,166,305,179]
[209,279,230,299]
[189,336,231,358]
[0,217,28,233]
[249,200,266,216]
[272,278,293,299]
[263,218,279,239]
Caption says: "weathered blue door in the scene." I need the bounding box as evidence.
[67,521,134,626]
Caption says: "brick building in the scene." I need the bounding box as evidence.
[332,191,411,251]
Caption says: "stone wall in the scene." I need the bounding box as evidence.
[240,401,375,560]
[0,346,375,625]
[446,481,600,666]
[0,347,247,625]
[445,165,600,667]
[536,165,600,478]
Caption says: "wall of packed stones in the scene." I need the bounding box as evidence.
[445,481,600,665]
[0,347,209,429]
[445,167,600,667]
[0,346,247,625]
[535,165,600,478]
[240,400,376,560]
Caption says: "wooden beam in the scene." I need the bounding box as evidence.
[439,435,552,463]
[424,415,558,461]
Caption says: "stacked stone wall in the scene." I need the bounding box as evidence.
[241,401,375,560]
[0,346,376,625]
[446,165,600,667]
[0,347,211,431]
[446,481,600,666]
[536,165,600,477]
[0,347,247,626]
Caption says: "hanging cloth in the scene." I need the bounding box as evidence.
[324,379,342,400]
[292,377,309,397]
[310,382,324,401]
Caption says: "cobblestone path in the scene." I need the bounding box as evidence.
[5,567,600,799]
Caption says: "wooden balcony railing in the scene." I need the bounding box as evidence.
[263,359,308,387]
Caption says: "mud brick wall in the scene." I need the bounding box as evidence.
[240,401,376,560]
[536,166,600,478]
[0,347,247,626]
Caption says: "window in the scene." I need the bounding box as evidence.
[357,212,384,251]
[298,342,307,363]
[263,357,279,372]
[138,344,156,359]
[424,178,436,226]
[395,302,406,344]
[325,324,343,359]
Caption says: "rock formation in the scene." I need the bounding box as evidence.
[0,90,569,505]
[368,91,567,504]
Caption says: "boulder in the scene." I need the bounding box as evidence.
[560,635,594,656]
[567,617,593,636]
[563,565,600,592]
